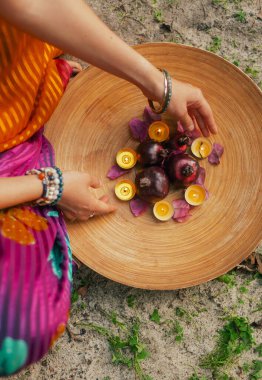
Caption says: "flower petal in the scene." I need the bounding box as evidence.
[176,122,201,145]
[143,106,161,125]
[129,118,149,141]
[172,199,190,210]
[173,207,190,219]
[208,143,224,165]
[175,214,192,223]
[107,165,130,180]
[129,197,149,217]
[195,167,206,186]
[172,199,192,223]
[187,128,202,140]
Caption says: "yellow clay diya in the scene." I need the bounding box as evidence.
[185,184,206,206]
[148,121,170,142]
[116,148,137,169]
[115,179,136,201]
[191,137,212,159]
[153,200,174,221]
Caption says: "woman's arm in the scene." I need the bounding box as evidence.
[0,176,43,209]
[0,173,116,215]
[0,0,217,135]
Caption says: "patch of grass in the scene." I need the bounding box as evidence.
[255,344,262,357]
[207,36,222,53]
[242,362,251,373]
[149,308,161,324]
[188,373,208,380]
[166,319,184,342]
[80,318,152,380]
[245,66,259,79]
[200,316,254,373]
[252,300,262,313]
[233,9,246,23]
[249,360,262,380]
[217,272,236,288]
[126,294,136,308]
[110,312,127,330]
[154,9,164,23]
[212,0,242,5]
[71,289,79,303]
[175,306,197,322]
[239,286,248,294]
[232,60,240,66]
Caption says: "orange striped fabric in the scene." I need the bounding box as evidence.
[0,17,64,152]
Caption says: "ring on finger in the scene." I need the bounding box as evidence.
[89,212,95,219]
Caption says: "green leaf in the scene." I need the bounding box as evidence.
[137,348,149,361]
[200,316,254,370]
[71,290,79,303]
[255,344,262,357]
[207,36,222,53]
[150,309,161,324]
[110,312,127,330]
[250,360,262,380]
[126,295,136,308]
[217,272,236,287]
[188,374,208,380]
[239,286,248,294]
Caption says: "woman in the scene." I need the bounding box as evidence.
[0,0,217,375]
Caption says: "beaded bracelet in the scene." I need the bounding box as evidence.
[25,166,63,206]
[148,69,172,114]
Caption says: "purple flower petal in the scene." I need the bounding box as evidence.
[143,106,162,125]
[195,167,206,186]
[176,122,201,145]
[176,214,192,223]
[172,199,190,210]
[129,118,148,142]
[187,128,201,140]
[129,197,149,217]
[173,208,190,219]
[172,199,192,223]
[107,165,130,180]
[208,143,224,165]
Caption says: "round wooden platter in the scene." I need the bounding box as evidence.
[45,43,262,290]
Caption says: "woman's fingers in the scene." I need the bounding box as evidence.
[99,194,110,203]
[179,111,195,132]
[88,175,102,189]
[190,109,210,137]
[62,209,77,222]
[196,98,218,135]
[94,198,117,215]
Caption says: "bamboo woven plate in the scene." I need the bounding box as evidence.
[46,43,262,290]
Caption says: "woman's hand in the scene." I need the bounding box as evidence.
[167,78,218,137]
[58,171,116,222]
[142,74,218,137]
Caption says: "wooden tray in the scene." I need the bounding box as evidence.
[46,43,262,289]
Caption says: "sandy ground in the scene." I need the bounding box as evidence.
[11,1,262,380]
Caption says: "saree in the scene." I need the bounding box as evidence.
[0,18,74,376]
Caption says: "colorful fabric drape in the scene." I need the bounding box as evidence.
[0,18,74,376]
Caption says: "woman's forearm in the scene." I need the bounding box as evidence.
[0,176,42,209]
[0,0,164,102]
